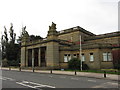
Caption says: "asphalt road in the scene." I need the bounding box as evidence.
[1,70,119,89]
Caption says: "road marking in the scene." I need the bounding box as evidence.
[71,78,79,80]
[3,77,15,81]
[16,81,55,89]
[0,77,7,80]
[22,81,29,83]
[106,82,118,86]
[88,80,96,82]
[16,82,36,88]
[92,82,118,88]
[0,76,15,81]
[49,75,53,78]
[28,81,55,88]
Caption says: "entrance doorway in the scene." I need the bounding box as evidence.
[28,49,32,67]
[41,47,46,67]
[34,48,39,67]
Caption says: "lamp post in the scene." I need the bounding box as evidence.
[0,32,2,69]
[0,44,2,69]
[80,35,82,71]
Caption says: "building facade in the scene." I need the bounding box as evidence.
[21,22,120,69]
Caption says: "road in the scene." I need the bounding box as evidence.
[1,70,119,89]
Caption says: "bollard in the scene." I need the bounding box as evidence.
[19,67,21,71]
[9,66,11,70]
[50,69,52,74]
[75,70,77,75]
[104,71,106,78]
[33,68,34,72]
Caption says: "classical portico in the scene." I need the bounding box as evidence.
[26,47,46,67]
[21,22,60,68]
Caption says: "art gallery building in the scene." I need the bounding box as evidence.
[21,22,120,69]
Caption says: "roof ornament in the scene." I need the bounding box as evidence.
[49,22,56,31]
[22,26,29,37]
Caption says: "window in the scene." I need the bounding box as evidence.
[73,54,77,58]
[64,54,68,62]
[77,54,79,58]
[103,53,107,61]
[108,53,112,61]
[64,54,71,62]
[103,52,112,61]
[68,54,71,61]
[90,53,94,61]
[81,54,85,61]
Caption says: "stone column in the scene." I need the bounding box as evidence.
[21,47,26,67]
[46,42,59,68]
[32,49,34,68]
[38,48,41,67]
[26,49,28,67]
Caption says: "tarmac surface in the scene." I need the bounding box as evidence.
[1,67,119,81]
[1,69,119,89]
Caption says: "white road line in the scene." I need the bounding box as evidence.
[3,77,15,81]
[22,81,29,83]
[88,80,96,82]
[92,82,118,88]
[49,75,53,78]
[16,81,55,89]
[0,76,15,81]
[106,82,118,86]
[16,82,36,88]
[0,77,6,80]
[71,78,79,80]
[28,81,55,88]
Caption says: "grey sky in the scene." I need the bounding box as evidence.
[0,0,119,38]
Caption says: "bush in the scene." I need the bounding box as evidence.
[82,63,89,70]
[2,59,8,67]
[68,58,89,70]
[114,64,120,70]
[8,60,19,66]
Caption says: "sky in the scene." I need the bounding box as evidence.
[0,0,119,39]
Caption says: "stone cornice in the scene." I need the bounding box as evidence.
[85,31,120,41]
[59,43,113,51]
[21,39,73,47]
[58,26,95,36]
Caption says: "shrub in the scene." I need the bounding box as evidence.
[2,59,8,67]
[8,60,19,66]
[68,58,89,70]
[114,64,120,70]
[82,63,89,70]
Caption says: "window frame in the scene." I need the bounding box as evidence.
[89,53,94,62]
[64,54,71,62]
[81,53,85,62]
[103,52,112,62]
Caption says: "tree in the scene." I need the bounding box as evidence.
[9,23,16,44]
[30,35,43,41]
[1,26,8,60]
[4,26,8,43]
[68,58,89,70]
[1,23,20,66]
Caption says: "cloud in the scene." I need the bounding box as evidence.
[0,0,118,38]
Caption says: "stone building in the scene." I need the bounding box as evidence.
[21,22,120,69]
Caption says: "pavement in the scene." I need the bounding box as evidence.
[1,67,119,81]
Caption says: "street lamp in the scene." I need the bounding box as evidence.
[80,35,82,71]
[0,44,2,69]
